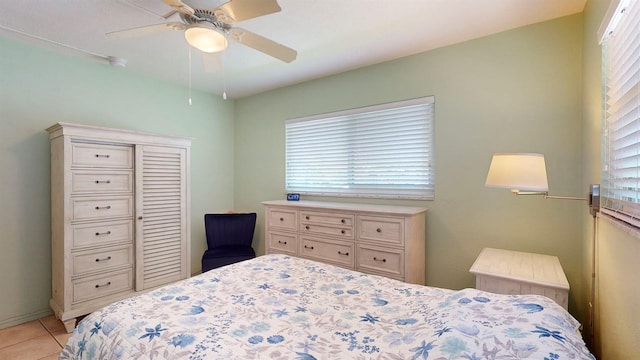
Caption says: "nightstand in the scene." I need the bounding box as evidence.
[469,248,569,310]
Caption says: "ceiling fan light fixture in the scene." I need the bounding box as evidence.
[184,23,227,53]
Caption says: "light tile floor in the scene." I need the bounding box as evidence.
[0,315,70,360]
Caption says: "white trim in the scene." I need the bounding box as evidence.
[598,0,629,43]
[0,308,53,330]
[286,96,435,125]
[599,210,640,240]
[292,190,432,201]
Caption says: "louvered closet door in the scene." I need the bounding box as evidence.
[135,145,189,291]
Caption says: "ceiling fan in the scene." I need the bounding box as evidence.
[107,0,297,70]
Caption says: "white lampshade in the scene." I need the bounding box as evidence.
[184,24,227,53]
[485,153,549,192]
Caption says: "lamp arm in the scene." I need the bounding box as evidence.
[511,190,586,201]
[508,184,601,216]
[544,194,587,201]
[510,190,547,196]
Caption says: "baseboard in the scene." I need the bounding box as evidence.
[0,308,53,330]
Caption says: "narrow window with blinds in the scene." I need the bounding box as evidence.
[285,97,435,200]
[600,0,640,226]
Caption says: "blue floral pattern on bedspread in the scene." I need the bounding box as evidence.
[59,254,594,359]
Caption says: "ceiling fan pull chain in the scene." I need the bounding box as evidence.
[188,46,193,105]
[223,50,228,100]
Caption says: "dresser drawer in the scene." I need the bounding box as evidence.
[300,211,354,240]
[72,269,133,304]
[267,231,298,255]
[267,208,297,231]
[300,236,354,267]
[72,220,133,248]
[71,143,133,169]
[71,170,133,194]
[72,196,133,221]
[72,245,133,276]
[357,244,404,279]
[475,275,523,295]
[300,222,354,239]
[357,215,404,246]
[300,211,354,227]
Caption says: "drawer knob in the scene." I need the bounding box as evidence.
[341,230,346,234]
[305,225,310,230]
[278,240,287,245]
[95,281,112,288]
[304,245,314,250]
[376,228,382,233]
[95,231,112,236]
[95,205,112,210]
[373,257,387,263]
[95,180,112,184]
[95,256,112,262]
[279,217,284,221]
[338,251,349,256]
[138,216,143,220]
[95,154,111,158]
[341,219,346,224]
[305,216,310,220]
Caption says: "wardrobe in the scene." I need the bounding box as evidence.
[46,122,191,332]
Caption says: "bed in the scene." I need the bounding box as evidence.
[59,254,594,359]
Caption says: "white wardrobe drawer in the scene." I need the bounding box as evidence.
[300,236,354,268]
[72,196,133,221]
[72,220,133,248]
[356,244,404,279]
[357,215,404,246]
[71,171,133,194]
[268,208,298,231]
[71,143,133,169]
[72,245,133,276]
[267,231,298,255]
[72,269,133,304]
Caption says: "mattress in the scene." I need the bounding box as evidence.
[59,254,594,359]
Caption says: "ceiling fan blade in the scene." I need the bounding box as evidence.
[162,10,178,19]
[217,0,281,23]
[162,0,195,16]
[201,51,222,72]
[106,22,185,39]
[229,27,296,63]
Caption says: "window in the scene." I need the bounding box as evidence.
[285,97,435,200]
[600,0,640,226]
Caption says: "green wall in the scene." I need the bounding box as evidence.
[1,12,593,336]
[0,37,235,328]
[235,14,588,324]
[580,0,607,352]
[581,0,640,357]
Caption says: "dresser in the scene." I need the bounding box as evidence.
[469,248,570,310]
[47,123,191,332]
[262,200,427,284]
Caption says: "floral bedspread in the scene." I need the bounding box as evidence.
[60,254,594,359]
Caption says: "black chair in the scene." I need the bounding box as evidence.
[201,213,257,272]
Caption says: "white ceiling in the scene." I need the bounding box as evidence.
[0,0,586,99]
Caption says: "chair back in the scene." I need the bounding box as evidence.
[204,213,257,249]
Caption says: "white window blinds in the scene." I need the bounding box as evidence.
[601,0,640,225]
[285,97,435,200]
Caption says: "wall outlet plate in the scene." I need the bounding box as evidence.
[589,184,600,216]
